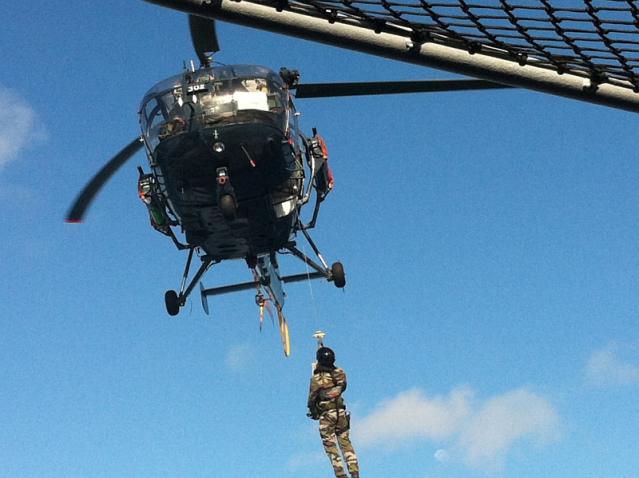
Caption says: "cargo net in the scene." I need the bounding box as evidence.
[267,0,639,92]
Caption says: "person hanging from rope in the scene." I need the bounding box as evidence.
[307,345,360,478]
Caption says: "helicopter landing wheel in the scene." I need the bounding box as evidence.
[331,262,346,288]
[165,290,180,316]
[219,194,236,220]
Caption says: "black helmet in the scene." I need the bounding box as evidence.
[316,347,335,366]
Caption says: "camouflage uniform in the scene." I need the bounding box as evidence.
[308,365,360,478]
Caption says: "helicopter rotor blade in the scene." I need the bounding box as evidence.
[188,14,220,67]
[292,79,513,98]
[66,137,144,223]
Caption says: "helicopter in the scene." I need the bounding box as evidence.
[66,14,510,356]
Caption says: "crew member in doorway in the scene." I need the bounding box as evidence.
[307,347,360,478]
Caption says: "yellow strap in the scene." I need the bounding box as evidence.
[277,307,291,357]
[259,303,264,331]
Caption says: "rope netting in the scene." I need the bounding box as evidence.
[261,0,639,91]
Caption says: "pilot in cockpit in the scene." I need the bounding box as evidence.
[158,91,187,141]
[241,78,269,93]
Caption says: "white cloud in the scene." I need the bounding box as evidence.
[586,342,639,387]
[457,388,560,471]
[354,386,560,472]
[357,387,473,446]
[0,87,46,170]
[224,343,254,371]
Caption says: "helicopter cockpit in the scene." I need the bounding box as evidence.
[140,65,287,150]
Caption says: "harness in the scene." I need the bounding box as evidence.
[310,366,346,420]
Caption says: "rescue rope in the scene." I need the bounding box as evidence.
[300,236,322,331]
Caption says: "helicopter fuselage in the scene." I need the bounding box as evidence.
[64,21,345,334]
[154,121,301,259]
[139,65,306,261]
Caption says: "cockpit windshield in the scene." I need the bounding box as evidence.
[140,65,286,149]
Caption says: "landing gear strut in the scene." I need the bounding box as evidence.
[164,248,214,316]
[284,223,346,289]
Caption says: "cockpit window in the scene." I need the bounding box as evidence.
[140,66,286,150]
[144,98,167,130]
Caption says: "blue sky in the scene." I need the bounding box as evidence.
[2,1,639,477]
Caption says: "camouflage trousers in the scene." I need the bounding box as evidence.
[319,409,359,478]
